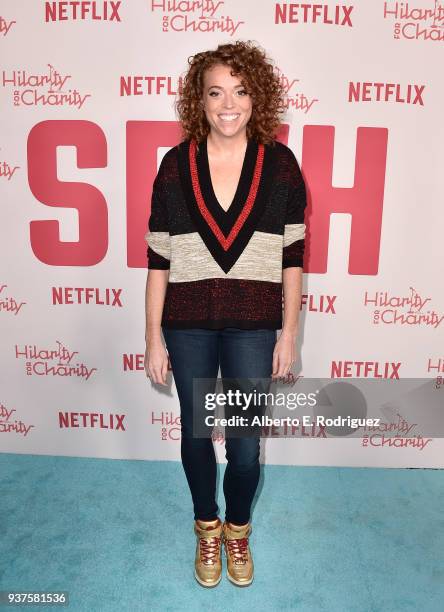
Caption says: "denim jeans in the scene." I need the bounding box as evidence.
[162,326,276,525]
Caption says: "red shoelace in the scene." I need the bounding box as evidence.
[225,537,249,563]
[199,535,222,565]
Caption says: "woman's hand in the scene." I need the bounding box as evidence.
[272,331,296,381]
[145,338,170,386]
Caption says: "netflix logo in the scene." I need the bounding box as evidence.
[260,422,327,438]
[348,82,425,105]
[52,287,123,307]
[123,352,172,372]
[123,353,145,372]
[45,1,122,22]
[275,3,354,26]
[301,294,336,314]
[59,411,126,430]
[120,75,183,97]
[331,361,401,379]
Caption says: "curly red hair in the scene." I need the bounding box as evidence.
[174,40,286,146]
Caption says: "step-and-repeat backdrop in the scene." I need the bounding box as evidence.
[1,1,442,468]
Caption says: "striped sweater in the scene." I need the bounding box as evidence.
[145,137,307,330]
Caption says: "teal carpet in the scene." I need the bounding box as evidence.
[0,453,443,611]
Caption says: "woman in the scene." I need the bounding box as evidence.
[144,40,306,588]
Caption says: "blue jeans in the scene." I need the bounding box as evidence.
[162,327,276,525]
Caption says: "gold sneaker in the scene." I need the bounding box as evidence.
[223,521,254,586]
[194,517,223,587]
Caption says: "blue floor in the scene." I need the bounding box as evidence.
[0,453,443,612]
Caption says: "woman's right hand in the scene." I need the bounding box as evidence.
[145,338,170,386]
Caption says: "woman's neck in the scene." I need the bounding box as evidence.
[206,130,248,158]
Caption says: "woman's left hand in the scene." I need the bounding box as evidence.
[272,331,296,380]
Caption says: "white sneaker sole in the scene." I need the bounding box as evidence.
[227,572,254,587]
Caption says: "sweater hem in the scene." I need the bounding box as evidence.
[161,319,282,330]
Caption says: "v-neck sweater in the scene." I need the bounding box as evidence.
[144,137,307,330]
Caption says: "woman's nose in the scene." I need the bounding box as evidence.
[223,95,235,108]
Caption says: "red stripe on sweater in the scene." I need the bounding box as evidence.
[189,139,264,251]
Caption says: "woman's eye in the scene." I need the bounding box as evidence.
[208,90,248,97]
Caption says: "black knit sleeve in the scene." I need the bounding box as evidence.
[282,148,306,270]
[144,156,171,270]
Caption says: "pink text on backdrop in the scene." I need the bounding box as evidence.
[28,120,388,273]
[28,120,108,265]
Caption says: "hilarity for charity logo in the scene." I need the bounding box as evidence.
[273,66,319,114]
[383,1,444,42]
[15,340,97,380]
[0,14,16,36]
[150,0,245,36]
[150,410,225,444]
[0,284,26,315]
[362,412,433,451]
[0,400,35,437]
[2,63,91,109]
[364,287,443,328]
[0,148,20,181]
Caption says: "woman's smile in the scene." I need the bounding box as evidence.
[218,113,241,121]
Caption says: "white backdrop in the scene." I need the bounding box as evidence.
[1,0,443,468]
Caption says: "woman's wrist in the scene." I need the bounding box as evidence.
[280,327,298,340]
[145,327,163,345]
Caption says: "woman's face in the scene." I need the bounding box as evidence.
[201,63,253,139]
